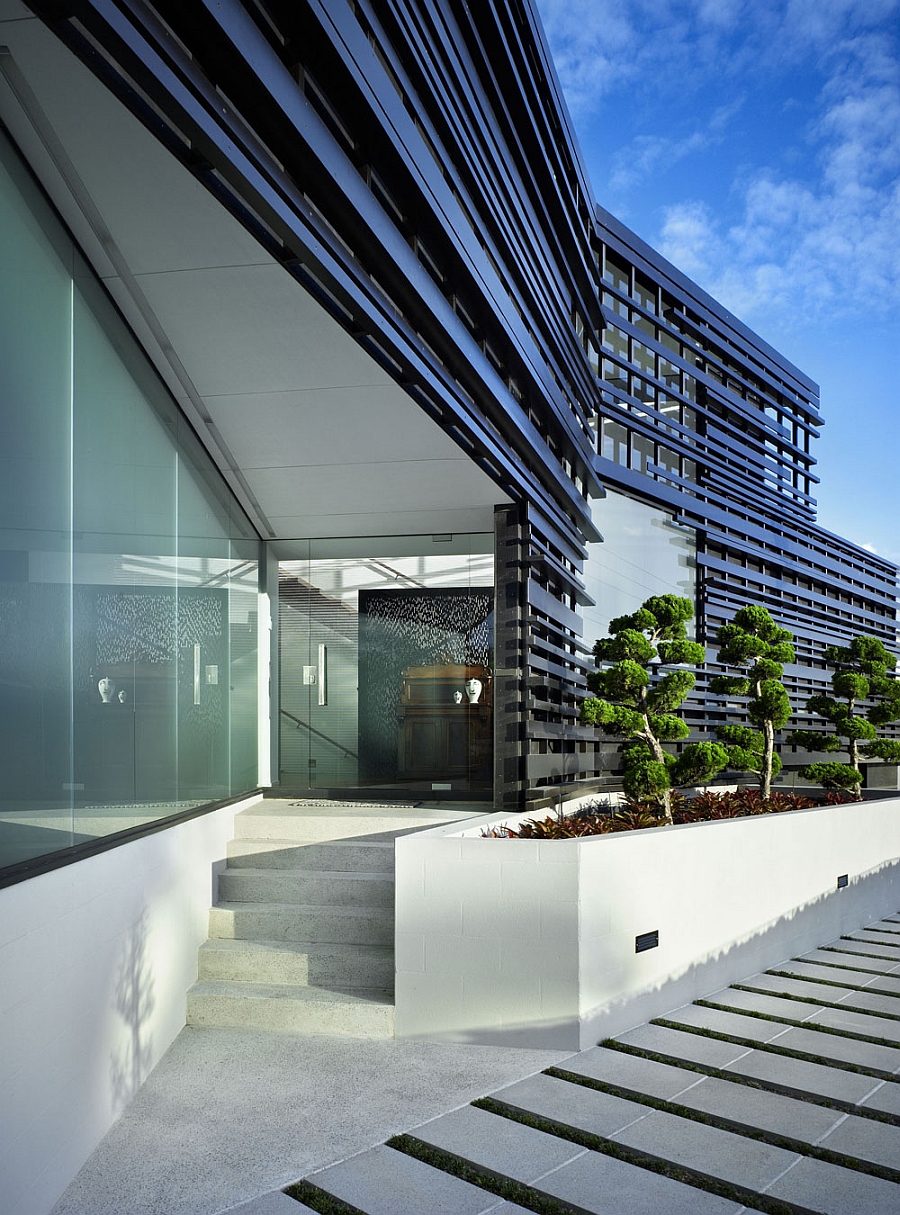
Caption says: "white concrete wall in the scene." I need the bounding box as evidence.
[395,797,900,1050]
[0,795,260,1215]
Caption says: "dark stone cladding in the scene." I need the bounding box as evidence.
[26,0,898,806]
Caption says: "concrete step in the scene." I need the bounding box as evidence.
[186,980,394,1038]
[233,804,460,843]
[218,868,394,909]
[209,901,393,946]
[198,938,394,989]
[226,837,395,872]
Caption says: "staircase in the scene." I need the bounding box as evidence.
[187,799,470,1038]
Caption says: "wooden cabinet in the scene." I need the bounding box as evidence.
[397,663,492,782]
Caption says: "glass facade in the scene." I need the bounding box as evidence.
[582,488,696,652]
[278,536,494,794]
[0,132,260,874]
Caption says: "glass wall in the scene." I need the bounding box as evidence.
[279,536,493,795]
[582,488,696,652]
[0,130,260,874]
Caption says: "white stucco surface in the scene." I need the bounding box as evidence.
[395,797,900,1049]
[0,794,259,1215]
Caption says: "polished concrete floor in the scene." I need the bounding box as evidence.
[50,1027,573,1215]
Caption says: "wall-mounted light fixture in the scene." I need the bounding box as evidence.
[635,930,659,953]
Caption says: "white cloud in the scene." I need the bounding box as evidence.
[652,28,900,325]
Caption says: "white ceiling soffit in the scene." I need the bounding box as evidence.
[0,16,508,540]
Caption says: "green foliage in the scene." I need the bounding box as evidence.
[790,634,900,798]
[650,713,691,741]
[868,739,900,763]
[672,741,730,787]
[748,680,792,731]
[648,670,696,712]
[712,605,794,795]
[579,593,724,819]
[656,639,705,665]
[801,762,863,792]
[623,759,670,803]
[710,675,750,696]
[594,629,655,665]
[788,729,842,753]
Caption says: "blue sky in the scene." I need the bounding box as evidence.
[534,0,900,568]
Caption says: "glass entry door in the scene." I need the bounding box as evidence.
[277,538,494,795]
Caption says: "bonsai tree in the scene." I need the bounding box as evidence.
[788,635,900,799]
[710,605,795,799]
[580,594,728,824]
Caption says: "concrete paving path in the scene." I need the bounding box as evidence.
[53,917,900,1215]
[293,916,900,1215]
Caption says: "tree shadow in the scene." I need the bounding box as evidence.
[110,907,156,1110]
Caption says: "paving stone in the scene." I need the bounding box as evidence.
[765,1154,900,1214]
[819,1113,900,1170]
[307,1145,501,1215]
[859,1082,900,1116]
[739,972,857,1005]
[827,938,900,962]
[672,1074,842,1143]
[560,1046,709,1101]
[704,986,824,1022]
[777,960,900,994]
[809,1005,900,1044]
[773,1024,900,1073]
[615,1022,752,1069]
[848,934,900,953]
[534,1149,742,1214]
[800,948,900,975]
[833,989,900,1017]
[661,1002,797,1043]
[407,1104,585,1184]
[489,1071,651,1137]
[747,973,900,1017]
[228,1193,312,1215]
[722,1049,885,1106]
[611,1106,801,1191]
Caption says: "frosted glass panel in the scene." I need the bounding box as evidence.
[0,130,260,875]
[0,142,74,864]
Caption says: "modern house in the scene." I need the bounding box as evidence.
[1,1,897,1212]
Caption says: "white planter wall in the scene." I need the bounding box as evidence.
[0,795,260,1215]
[395,797,900,1050]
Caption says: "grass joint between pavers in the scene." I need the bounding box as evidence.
[766,969,900,999]
[694,998,900,1049]
[650,1017,899,1081]
[733,982,900,1021]
[386,1132,576,1215]
[599,1038,900,1127]
[284,1180,367,1214]
[543,1065,900,1185]
[472,1096,813,1215]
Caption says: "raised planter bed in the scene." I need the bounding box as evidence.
[394,795,900,1048]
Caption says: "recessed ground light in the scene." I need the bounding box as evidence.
[837,874,849,889]
[636,930,659,953]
